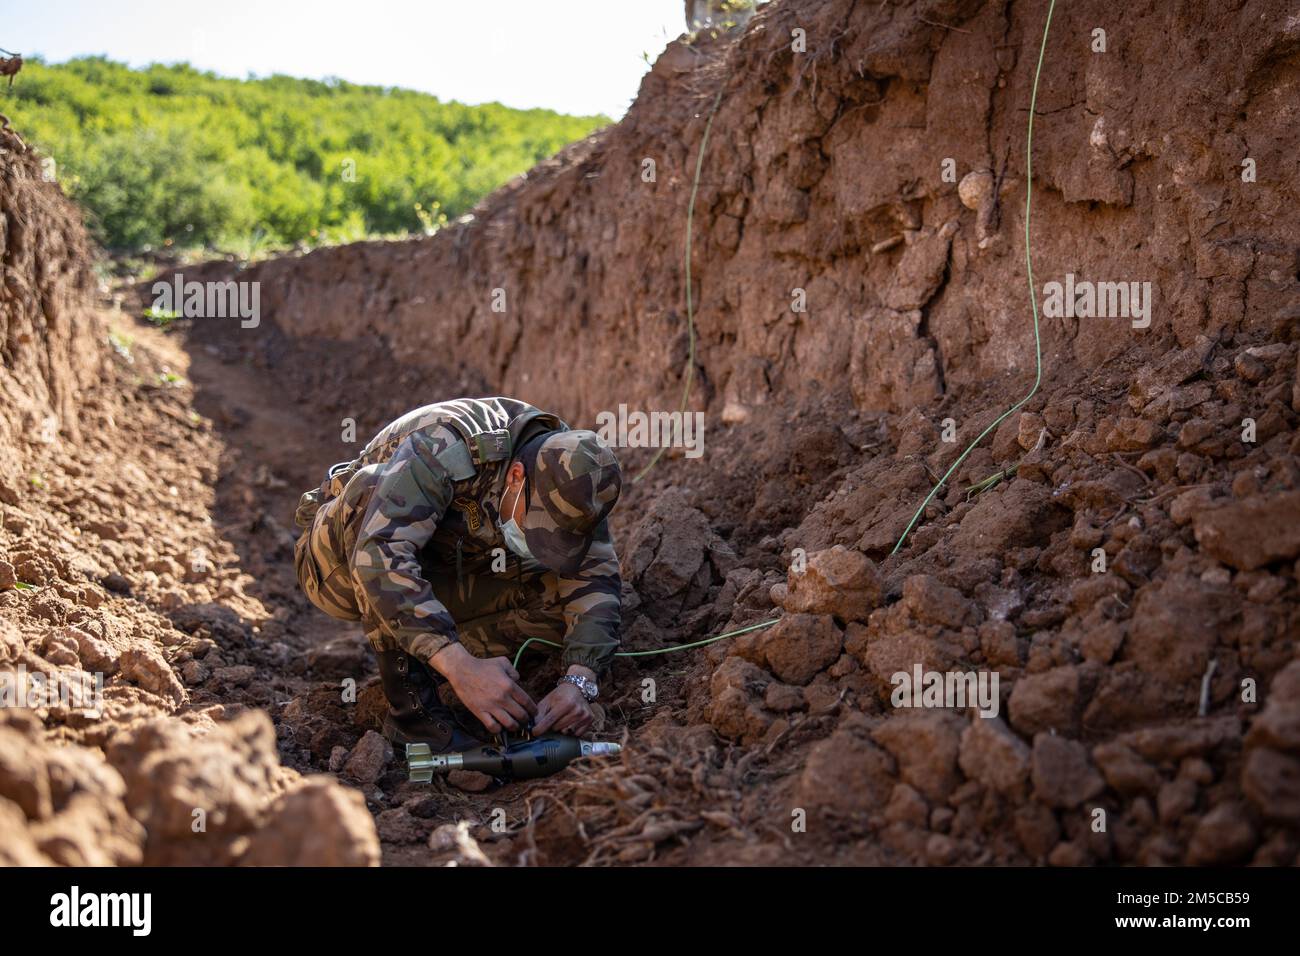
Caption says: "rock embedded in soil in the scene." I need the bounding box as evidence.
[856,622,965,689]
[958,716,1031,797]
[241,778,380,866]
[0,799,49,865]
[621,488,728,626]
[1242,749,1300,822]
[1157,778,1198,825]
[375,805,430,844]
[958,169,994,212]
[1241,662,1300,823]
[1124,574,1222,684]
[447,770,493,793]
[1013,803,1061,860]
[794,714,896,821]
[758,612,843,686]
[706,655,774,744]
[763,681,805,713]
[1192,490,1300,570]
[96,710,373,865]
[899,574,978,629]
[1092,740,1161,796]
[213,664,257,688]
[0,725,54,820]
[884,782,929,827]
[328,745,348,773]
[952,480,1070,555]
[1186,802,1257,865]
[1031,733,1105,809]
[872,711,964,803]
[1244,661,1300,753]
[769,544,882,622]
[59,623,122,674]
[1008,666,1084,737]
[342,730,392,784]
[1118,716,1242,765]
[117,645,188,708]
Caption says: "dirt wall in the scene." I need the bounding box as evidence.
[175,0,1300,432]
[0,125,104,460]
[0,125,382,867]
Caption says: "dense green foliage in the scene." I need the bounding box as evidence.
[5,58,607,253]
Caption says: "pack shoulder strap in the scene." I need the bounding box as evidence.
[434,439,477,481]
[440,417,511,471]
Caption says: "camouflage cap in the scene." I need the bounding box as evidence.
[522,429,622,575]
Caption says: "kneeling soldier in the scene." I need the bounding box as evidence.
[294,397,622,752]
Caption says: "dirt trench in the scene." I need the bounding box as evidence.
[1,269,842,865]
[4,0,1300,867]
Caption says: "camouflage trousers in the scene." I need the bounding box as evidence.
[417,557,567,664]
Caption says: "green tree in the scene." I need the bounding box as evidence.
[5,57,608,254]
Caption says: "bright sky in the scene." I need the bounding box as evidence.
[3,0,692,118]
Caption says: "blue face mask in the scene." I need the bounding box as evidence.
[501,482,533,560]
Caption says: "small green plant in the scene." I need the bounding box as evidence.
[11,581,38,591]
[143,305,181,327]
[28,474,45,489]
[966,468,1009,500]
[242,226,274,262]
[687,0,757,37]
[414,201,448,237]
[157,370,186,386]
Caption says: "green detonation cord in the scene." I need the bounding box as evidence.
[553,84,763,680]
[891,0,1056,555]
[632,84,725,484]
[511,616,778,672]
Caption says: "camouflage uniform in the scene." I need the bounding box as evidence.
[294,397,622,675]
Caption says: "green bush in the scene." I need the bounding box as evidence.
[6,57,607,254]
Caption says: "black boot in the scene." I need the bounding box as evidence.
[376,649,482,752]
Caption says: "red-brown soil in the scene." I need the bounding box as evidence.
[2,0,1299,866]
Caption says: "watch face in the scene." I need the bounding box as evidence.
[585,680,598,699]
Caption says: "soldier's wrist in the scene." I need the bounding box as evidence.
[428,640,470,679]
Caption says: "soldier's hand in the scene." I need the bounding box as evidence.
[533,683,593,736]
[439,650,536,733]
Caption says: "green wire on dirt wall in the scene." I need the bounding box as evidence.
[891,0,1057,555]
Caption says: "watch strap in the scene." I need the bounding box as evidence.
[560,674,597,701]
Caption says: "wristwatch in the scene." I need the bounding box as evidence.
[560,674,598,702]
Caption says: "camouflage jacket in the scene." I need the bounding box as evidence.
[304,398,622,673]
